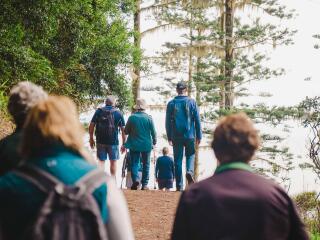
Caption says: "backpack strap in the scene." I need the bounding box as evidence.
[75,168,107,194]
[13,165,62,193]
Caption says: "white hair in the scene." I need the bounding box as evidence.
[8,81,48,127]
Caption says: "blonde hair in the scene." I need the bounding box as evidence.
[162,147,169,155]
[21,96,90,160]
[212,113,260,163]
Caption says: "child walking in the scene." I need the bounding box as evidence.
[155,147,175,191]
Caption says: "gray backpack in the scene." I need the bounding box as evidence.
[14,166,109,240]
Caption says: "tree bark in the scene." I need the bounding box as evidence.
[194,54,202,181]
[225,0,234,109]
[133,0,141,104]
[219,10,226,110]
[187,6,194,97]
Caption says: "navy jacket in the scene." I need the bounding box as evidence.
[155,156,174,180]
[165,96,202,141]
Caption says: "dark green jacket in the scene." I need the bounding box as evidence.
[124,111,157,152]
[0,130,22,176]
[0,145,107,240]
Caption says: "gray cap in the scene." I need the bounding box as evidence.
[176,81,187,90]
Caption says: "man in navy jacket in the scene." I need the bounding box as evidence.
[165,81,202,191]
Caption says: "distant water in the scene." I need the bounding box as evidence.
[80,108,319,195]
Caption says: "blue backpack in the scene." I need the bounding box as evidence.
[171,99,192,138]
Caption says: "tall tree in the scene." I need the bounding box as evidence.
[0,0,134,109]
[132,0,179,104]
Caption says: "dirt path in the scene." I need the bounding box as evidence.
[123,190,181,240]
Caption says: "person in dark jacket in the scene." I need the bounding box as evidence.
[125,98,157,190]
[0,96,134,240]
[165,81,202,191]
[89,95,126,176]
[172,113,309,240]
[156,147,174,191]
[0,82,48,176]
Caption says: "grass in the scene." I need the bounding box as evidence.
[312,233,320,240]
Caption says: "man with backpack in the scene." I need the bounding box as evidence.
[165,81,202,191]
[89,96,126,176]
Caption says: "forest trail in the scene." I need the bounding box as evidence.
[123,190,181,240]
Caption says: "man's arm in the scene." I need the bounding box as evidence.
[193,102,202,145]
[119,113,126,153]
[150,117,157,146]
[120,126,126,153]
[165,102,173,144]
[124,117,131,135]
[89,122,96,149]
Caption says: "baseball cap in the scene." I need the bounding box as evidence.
[176,81,187,90]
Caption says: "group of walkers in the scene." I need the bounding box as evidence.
[89,81,201,191]
[0,81,310,240]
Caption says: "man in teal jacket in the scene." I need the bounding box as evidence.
[125,99,157,190]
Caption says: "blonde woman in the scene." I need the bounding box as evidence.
[0,96,134,240]
[0,81,47,175]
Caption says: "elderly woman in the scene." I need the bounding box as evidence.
[172,113,308,240]
[0,81,47,175]
[0,96,134,240]
[124,98,157,190]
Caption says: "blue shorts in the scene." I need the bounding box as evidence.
[158,179,173,189]
[96,144,120,161]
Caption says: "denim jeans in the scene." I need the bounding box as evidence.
[172,138,195,190]
[130,150,151,187]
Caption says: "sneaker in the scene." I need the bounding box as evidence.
[141,186,149,190]
[131,181,139,190]
[186,172,195,185]
[176,188,183,192]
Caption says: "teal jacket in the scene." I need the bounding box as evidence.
[0,130,23,175]
[0,145,107,240]
[124,111,157,152]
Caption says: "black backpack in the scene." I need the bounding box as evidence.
[96,108,116,142]
[13,165,109,240]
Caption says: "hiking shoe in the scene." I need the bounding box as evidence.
[131,181,139,190]
[141,186,149,190]
[186,172,195,185]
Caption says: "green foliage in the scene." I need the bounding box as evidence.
[298,96,320,179]
[294,192,320,235]
[0,0,135,109]
[312,233,320,240]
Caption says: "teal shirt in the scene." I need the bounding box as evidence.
[124,112,157,152]
[0,146,107,240]
[0,130,23,175]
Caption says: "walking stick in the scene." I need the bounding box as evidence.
[121,152,128,189]
[153,149,157,190]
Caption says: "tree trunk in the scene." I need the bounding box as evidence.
[219,10,226,110]
[133,0,141,104]
[224,0,234,109]
[187,7,193,97]
[194,54,202,181]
